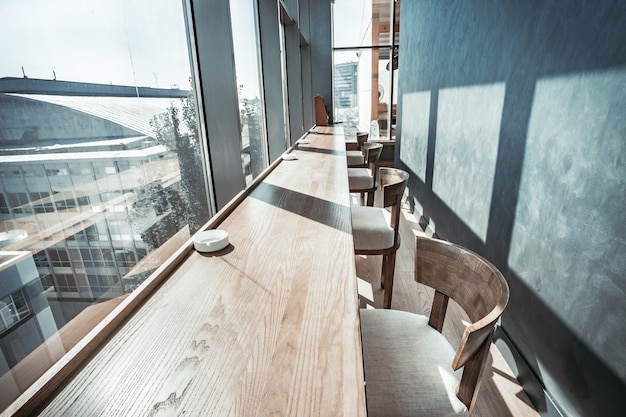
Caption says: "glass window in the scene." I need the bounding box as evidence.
[333,47,397,137]
[0,194,8,213]
[56,274,79,293]
[332,0,399,138]
[332,0,395,48]
[0,290,31,333]
[0,0,211,410]
[229,0,269,184]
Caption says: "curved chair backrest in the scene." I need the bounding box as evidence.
[414,235,509,409]
[362,143,383,190]
[379,168,409,246]
[356,132,369,150]
[314,95,329,126]
[380,167,408,211]
[363,142,383,166]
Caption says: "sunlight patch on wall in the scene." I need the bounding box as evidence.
[508,69,626,380]
[432,83,505,242]
[399,91,430,181]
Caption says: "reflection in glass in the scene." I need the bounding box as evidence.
[230,0,269,184]
[0,0,210,410]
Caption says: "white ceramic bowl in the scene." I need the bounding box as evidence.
[193,229,229,253]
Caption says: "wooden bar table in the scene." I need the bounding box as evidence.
[38,127,367,417]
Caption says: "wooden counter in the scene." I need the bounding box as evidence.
[38,127,367,416]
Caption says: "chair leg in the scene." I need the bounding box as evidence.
[360,191,365,205]
[382,251,397,309]
[366,189,375,206]
[457,329,494,411]
[380,255,386,289]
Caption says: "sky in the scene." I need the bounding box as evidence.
[0,0,388,91]
[332,0,370,52]
[229,0,264,100]
[331,0,395,63]
[0,0,192,89]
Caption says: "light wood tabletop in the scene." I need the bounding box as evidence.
[38,127,367,417]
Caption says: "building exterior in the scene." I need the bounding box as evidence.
[0,77,210,408]
[333,61,358,110]
[0,251,61,408]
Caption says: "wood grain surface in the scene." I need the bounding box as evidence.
[38,128,366,417]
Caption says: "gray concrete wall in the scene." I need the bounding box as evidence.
[395,1,626,416]
[308,0,332,122]
[259,0,289,161]
[285,21,305,142]
[190,0,245,210]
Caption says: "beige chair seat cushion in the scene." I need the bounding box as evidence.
[360,309,468,417]
[351,206,394,250]
[348,167,374,191]
[346,150,365,166]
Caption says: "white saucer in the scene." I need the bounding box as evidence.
[194,229,229,252]
[282,154,298,160]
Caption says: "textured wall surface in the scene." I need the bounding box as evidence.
[432,83,505,242]
[396,1,626,416]
[399,91,430,181]
[508,68,626,378]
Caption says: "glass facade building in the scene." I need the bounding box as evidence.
[0,0,211,407]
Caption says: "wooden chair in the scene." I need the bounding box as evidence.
[375,139,396,169]
[360,235,510,416]
[348,142,383,206]
[346,132,369,167]
[351,168,409,308]
[314,94,329,126]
